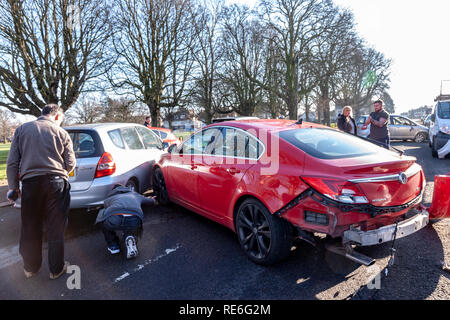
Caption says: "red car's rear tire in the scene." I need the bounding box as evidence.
[235,198,292,266]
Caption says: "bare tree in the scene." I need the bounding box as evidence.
[0,108,17,142]
[65,95,103,124]
[255,0,335,120]
[190,0,224,124]
[309,6,357,125]
[333,44,392,118]
[219,5,265,117]
[0,0,112,116]
[109,0,194,127]
[101,98,147,123]
[259,35,287,119]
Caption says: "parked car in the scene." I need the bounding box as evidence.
[429,100,450,158]
[356,114,428,143]
[152,119,432,266]
[212,116,260,123]
[65,123,165,209]
[423,114,432,127]
[147,127,181,149]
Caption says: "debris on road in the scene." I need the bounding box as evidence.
[441,260,450,273]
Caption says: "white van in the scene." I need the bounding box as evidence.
[429,100,450,158]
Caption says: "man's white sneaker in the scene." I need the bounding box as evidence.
[125,236,138,259]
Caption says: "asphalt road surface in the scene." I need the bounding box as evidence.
[0,141,448,300]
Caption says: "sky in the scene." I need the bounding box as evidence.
[230,0,450,114]
[333,0,450,114]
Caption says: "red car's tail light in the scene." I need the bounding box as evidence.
[302,177,369,204]
[94,152,116,178]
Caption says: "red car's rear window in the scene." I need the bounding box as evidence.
[279,128,387,160]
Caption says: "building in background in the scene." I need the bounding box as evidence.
[163,107,205,131]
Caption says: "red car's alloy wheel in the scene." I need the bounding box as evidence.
[236,199,292,265]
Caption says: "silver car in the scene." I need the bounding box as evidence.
[65,123,165,209]
[356,114,429,143]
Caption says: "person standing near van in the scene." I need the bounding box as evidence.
[6,104,76,280]
[362,99,390,148]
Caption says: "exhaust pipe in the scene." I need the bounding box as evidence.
[326,243,375,266]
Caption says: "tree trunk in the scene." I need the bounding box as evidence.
[149,101,161,127]
[319,82,331,126]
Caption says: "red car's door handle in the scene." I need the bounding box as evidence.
[227,167,241,175]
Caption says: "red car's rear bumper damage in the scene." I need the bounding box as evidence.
[278,187,425,238]
[278,174,449,261]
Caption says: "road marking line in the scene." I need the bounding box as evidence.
[0,244,22,270]
[114,244,181,283]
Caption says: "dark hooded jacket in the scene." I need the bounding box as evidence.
[337,114,357,135]
[95,186,155,224]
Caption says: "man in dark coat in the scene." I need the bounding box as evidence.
[96,184,157,259]
[362,99,390,149]
[7,104,75,280]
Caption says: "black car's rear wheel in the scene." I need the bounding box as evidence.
[152,167,169,205]
[235,199,291,265]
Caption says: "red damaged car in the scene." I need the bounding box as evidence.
[152,119,450,265]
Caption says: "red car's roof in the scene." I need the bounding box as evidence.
[206,119,329,132]
[147,127,173,133]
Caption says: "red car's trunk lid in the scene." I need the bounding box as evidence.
[343,160,423,207]
[305,155,423,208]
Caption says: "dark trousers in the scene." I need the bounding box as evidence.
[20,175,71,274]
[102,215,142,247]
[371,136,390,149]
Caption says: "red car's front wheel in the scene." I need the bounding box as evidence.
[235,199,292,265]
[152,168,170,205]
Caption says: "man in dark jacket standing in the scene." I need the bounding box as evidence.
[96,185,157,259]
[6,104,76,280]
[362,99,391,149]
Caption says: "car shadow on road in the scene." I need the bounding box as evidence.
[270,220,447,300]
[61,203,447,300]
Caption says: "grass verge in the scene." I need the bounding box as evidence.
[0,143,10,181]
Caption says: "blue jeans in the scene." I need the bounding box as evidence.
[102,215,142,247]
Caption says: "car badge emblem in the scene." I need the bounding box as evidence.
[398,172,408,185]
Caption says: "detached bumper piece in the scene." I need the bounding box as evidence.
[343,210,429,246]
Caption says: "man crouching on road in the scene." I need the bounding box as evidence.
[96,184,157,259]
[6,104,76,280]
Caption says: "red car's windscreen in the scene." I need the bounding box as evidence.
[279,128,388,159]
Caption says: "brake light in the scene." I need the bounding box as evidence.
[302,177,369,204]
[94,152,116,178]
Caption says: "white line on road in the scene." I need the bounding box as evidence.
[0,244,21,270]
[114,244,181,283]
